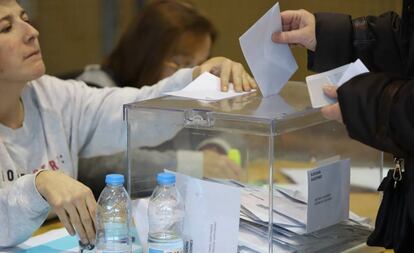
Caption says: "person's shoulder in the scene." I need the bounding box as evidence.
[29,74,89,93]
[26,75,91,108]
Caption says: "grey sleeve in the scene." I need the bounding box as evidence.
[0,174,50,247]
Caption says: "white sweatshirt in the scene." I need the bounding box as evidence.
[0,68,192,248]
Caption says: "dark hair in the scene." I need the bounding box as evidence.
[103,0,217,88]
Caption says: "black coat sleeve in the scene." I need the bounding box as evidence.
[337,72,414,157]
[308,12,407,74]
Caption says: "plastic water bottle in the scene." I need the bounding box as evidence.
[147,172,185,253]
[96,174,131,253]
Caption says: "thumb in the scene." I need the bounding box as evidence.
[322,85,338,98]
[272,30,303,45]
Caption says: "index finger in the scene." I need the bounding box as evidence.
[86,193,97,228]
[219,59,232,92]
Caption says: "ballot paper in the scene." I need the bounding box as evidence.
[282,166,388,192]
[306,159,350,232]
[239,158,350,234]
[306,59,369,108]
[214,180,371,252]
[165,72,252,101]
[239,2,298,97]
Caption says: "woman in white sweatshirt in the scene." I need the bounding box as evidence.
[0,0,256,248]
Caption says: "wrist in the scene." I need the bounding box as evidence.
[35,170,52,198]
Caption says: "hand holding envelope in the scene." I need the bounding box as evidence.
[239,2,298,97]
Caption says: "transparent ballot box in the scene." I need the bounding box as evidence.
[124,82,388,253]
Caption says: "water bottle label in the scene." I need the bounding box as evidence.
[148,248,182,253]
[96,251,128,253]
[103,222,129,240]
[148,240,183,253]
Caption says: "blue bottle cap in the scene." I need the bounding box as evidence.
[105,174,125,185]
[156,172,176,185]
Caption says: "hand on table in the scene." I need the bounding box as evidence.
[35,170,96,245]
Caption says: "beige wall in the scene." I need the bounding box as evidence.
[193,0,402,81]
[32,0,402,79]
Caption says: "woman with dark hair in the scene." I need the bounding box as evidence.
[106,0,217,87]
[77,0,247,90]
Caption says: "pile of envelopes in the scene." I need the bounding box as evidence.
[228,181,373,253]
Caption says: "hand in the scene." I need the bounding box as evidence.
[35,170,97,245]
[321,85,343,123]
[271,9,317,51]
[202,150,241,179]
[192,56,257,92]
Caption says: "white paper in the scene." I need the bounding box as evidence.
[239,2,298,97]
[306,59,369,108]
[174,172,241,253]
[282,166,387,191]
[306,159,350,233]
[165,72,252,101]
[306,64,350,108]
[337,59,369,85]
[241,188,306,229]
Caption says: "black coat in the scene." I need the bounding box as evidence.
[308,1,414,252]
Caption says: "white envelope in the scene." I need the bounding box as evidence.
[306,59,369,108]
[239,2,298,97]
[306,159,350,233]
[175,172,241,253]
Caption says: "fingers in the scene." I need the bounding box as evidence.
[76,193,96,244]
[322,85,338,98]
[55,208,75,236]
[231,63,244,92]
[66,205,89,244]
[246,73,257,89]
[196,57,256,92]
[220,59,232,92]
[272,29,304,45]
[86,194,97,229]
[321,103,343,123]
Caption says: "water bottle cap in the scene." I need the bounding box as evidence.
[156,172,176,185]
[105,174,125,185]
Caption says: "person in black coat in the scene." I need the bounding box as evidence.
[272,1,414,252]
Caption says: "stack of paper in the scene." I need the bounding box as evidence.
[208,179,373,253]
[236,184,372,253]
[208,158,373,253]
